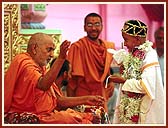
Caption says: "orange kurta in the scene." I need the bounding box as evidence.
[67,36,115,109]
[4,53,93,124]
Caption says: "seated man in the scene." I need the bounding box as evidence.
[4,33,105,124]
[50,58,105,109]
[50,58,110,124]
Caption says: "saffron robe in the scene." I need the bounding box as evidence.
[67,36,115,110]
[4,53,93,124]
[113,47,165,124]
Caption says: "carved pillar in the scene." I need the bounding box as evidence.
[3,4,61,73]
[4,4,20,72]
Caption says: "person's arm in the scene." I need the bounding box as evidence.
[56,95,105,109]
[108,75,126,83]
[122,65,158,98]
[37,40,70,91]
[108,64,126,84]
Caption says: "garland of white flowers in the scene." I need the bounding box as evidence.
[122,40,153,80]
[119,95,143,124]
[118,40,153,124]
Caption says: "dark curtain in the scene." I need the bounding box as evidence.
[141,4,164,22]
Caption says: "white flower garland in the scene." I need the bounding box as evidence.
[118,40,153,124]
[122,40,153,80]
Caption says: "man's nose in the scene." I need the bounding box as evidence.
[50,50,54,57]
[89,25,97,30]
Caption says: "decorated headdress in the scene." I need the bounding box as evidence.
[121,20,147,37]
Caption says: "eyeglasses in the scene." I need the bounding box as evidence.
[86,22,102,27]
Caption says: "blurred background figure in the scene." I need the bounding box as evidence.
[154,26,164,85]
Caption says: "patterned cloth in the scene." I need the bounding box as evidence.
[4,112,40,124]
[73,105,111,124]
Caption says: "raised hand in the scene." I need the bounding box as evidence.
[58,40,71,59]
[108,75,126,83]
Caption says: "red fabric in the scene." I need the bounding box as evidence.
[141,4,164,22]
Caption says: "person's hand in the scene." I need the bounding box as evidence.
[84,95,105,107]
[58,40,71,59]
[109,75,126,83]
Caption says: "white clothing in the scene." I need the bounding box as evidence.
[113,47,164,124]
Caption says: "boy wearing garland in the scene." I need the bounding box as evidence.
[108,20,164,124]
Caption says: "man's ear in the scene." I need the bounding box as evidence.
[135,36,142,46]
[32,44,37,55]
[136,36,141,41]
[84,25,87,32]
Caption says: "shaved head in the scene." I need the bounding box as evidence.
[27,33,53,52]
[26,32,55,66]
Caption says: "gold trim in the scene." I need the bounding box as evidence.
[141,62,159,72]
[4,4,61,73]
[121,20,147,37]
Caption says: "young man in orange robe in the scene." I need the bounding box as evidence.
[4,33,105,124]
[67,13,115,111]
